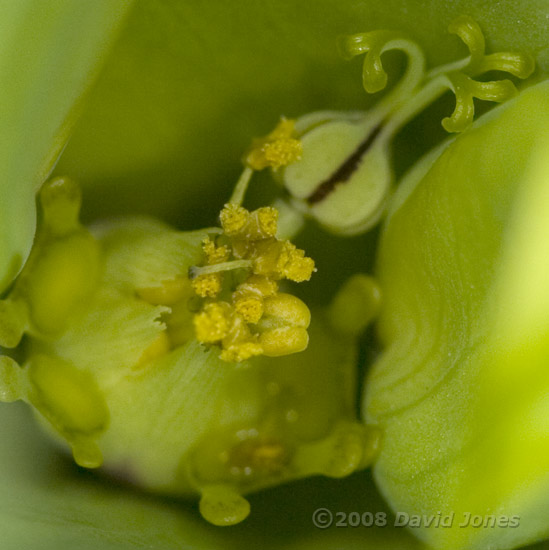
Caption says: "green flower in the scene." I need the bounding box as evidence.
[1,1,549,550]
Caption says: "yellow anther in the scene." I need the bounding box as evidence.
[135,331,170,369]
[248,240,315,282]
[220,309,264,362]
[281,246,316,282]
[222,311,254,345]
[233,294,264,324]
[220,204,249,236]
[247,240,285,279]
[202,238,230,264]
[245,118,303,171]
[220,205,279,243]
[256,207,278,237]
[191,273,223,298]
[194,302,263,362]
[232,274,279,323]
[194,302,232,343]
[137,277,191,306]
[263,138,302,170]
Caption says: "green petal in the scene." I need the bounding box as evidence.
[0,0,133,293]
[366,81,549,549]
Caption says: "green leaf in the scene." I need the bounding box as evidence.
[0,0,133,293]
[366,81,549,550]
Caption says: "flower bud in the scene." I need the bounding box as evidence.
[256,293,311,356]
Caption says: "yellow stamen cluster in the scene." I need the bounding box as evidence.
[222,205,315,284]
[245,118,303,171]
[248,240,316,283]
[191,204,315,362]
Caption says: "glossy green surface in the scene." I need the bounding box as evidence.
[368,81,549,550]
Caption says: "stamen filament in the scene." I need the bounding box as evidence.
[228,166,254,206]
[189,260,253,278]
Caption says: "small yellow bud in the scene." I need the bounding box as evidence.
[256,293,311,356]
[199,485,250,527]
[8,177,101,337]
[27,354,108,468]
[245,118,303,171]
[261,293,311,328]
[259,326,309,357]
